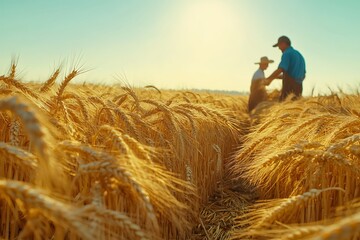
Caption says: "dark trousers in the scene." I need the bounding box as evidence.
[279,72,303,102]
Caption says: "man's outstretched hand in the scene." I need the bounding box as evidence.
[266,68,283,85]
[263,78,272,86]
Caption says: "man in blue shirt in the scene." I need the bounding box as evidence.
[265,36,306,101]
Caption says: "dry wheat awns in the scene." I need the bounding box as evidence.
[2,60,360,239]
[0,62,245,239]
[229,94,360,240]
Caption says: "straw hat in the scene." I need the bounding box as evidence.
[255,56,274,64]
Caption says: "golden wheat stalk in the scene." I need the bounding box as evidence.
[0,96,66,191]
[40,67,61,92]
[56,69,79,100]
[0,142,38,170]
[80,205,151,240]
[0,180,97,240]
[310,211,360,240]
[0,76,39,99]
[61,93,90,121]
[59,140,160,234]
[122,86,144,112]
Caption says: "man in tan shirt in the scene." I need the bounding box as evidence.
[248,56,274,112]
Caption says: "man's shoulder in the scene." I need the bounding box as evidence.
[284,47,303,58]
[252,69,264,81]
[253,68,262,74]
[292,48,305,61]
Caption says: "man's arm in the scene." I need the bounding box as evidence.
[264,68,283,85]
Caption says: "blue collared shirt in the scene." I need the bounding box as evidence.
[278,46,306,83]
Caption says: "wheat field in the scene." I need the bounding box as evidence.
[1,63,360,239]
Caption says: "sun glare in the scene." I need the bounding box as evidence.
[177,1,240,52]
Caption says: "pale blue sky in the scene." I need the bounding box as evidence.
[1,0,360,94]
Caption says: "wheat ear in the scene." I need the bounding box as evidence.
[40,67,61,92]
[0,180,97,240]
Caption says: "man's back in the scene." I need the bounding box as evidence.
[279,47,306,84]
